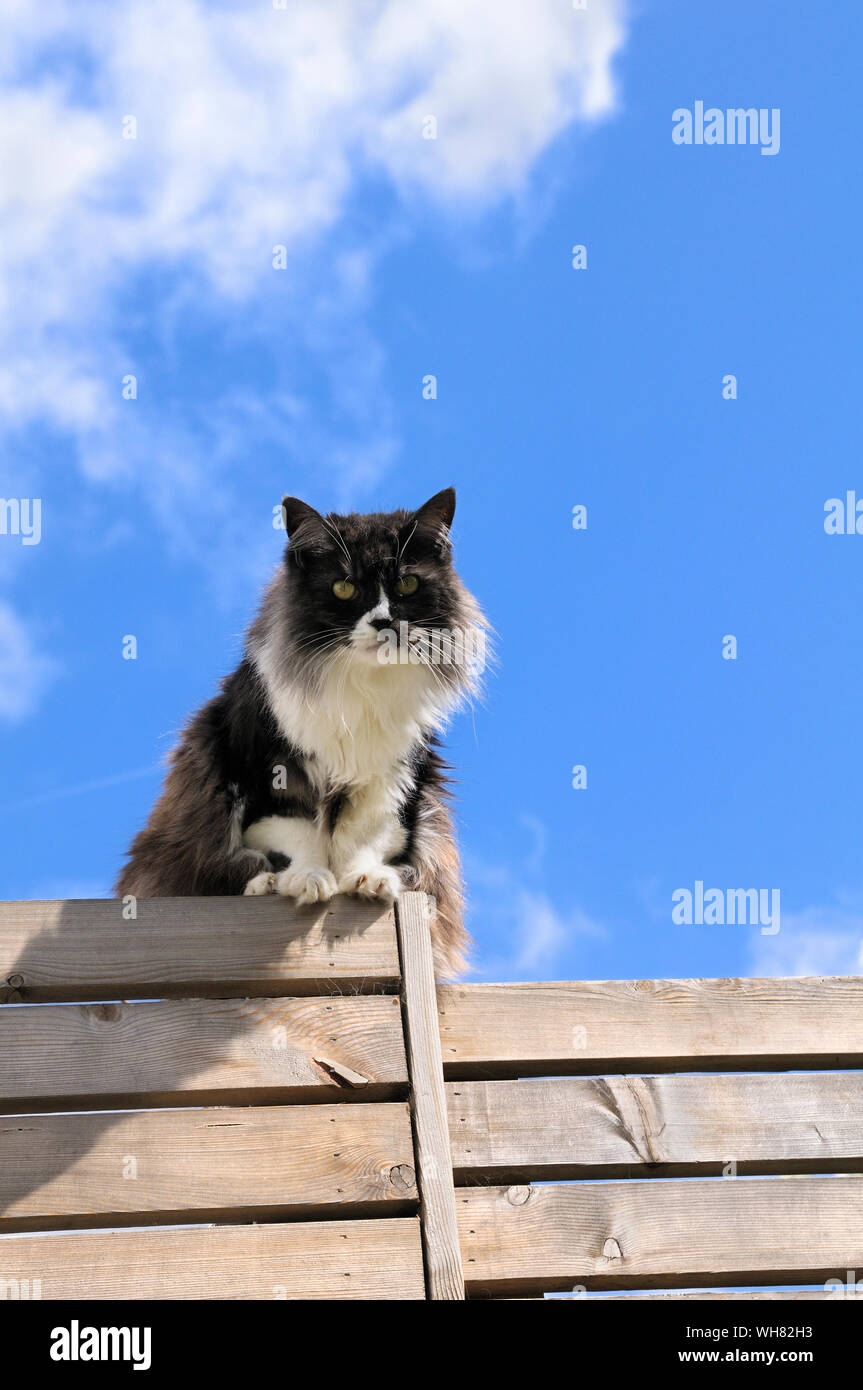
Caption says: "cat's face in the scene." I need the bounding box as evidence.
[279,488,478,680]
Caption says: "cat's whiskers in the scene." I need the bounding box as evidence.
[296,639,350,681]
[396,519,417,565]
[291,630,346,657]
[322,516,352,569]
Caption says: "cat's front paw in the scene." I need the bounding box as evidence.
[243,871,276,896]
[338,864,402,903]
[275,867,338,906]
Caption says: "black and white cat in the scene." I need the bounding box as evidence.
[116,488,486,977]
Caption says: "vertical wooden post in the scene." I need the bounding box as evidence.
[395,891,465,1300]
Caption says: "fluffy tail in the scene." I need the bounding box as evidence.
[408,785,470,979]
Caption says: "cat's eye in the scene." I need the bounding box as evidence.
[332,579,356,600]
[396,574,419,596]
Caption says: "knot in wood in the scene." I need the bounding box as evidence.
[84,1003,122,1023]
[506,1185,531,1206]
[602,1237,623,1261]
[388,1164,416,1194]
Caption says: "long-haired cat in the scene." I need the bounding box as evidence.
[115,488,486,977]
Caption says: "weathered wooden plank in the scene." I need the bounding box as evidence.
[0,1102,416,1232]
[447,1073,863,1179]
[0,897,399,1002]
[456,1176,863,1296]
[396,893,464,1300]
[438,977,863,1075]
[0,995,406,1111]
[0,1218,425,1299]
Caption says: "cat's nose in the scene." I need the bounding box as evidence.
[368,614,393,631]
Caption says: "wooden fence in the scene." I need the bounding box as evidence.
[1,892,862,1300]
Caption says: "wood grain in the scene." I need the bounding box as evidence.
[447,1073,863,1179]
[0,995,406,1110]
[0,1102,416,1231]
[0,896,399,1002]
[456,1176,863,1296]
[438,977,863,1075]
[396,893,464,1299]
[0,1218,425,1299]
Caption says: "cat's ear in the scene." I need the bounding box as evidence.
[281,496,332,565]
[406,487,456,555]
[281,496,321,538]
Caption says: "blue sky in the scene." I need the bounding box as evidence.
[2,0,861,983]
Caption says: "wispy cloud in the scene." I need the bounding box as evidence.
[0,601,59,721]
[750,901,863,977]
[467,815,607,979]
[0,0,628,560]
[0,763,160,814]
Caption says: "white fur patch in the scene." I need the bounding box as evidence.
[275,866,337,905]
[243,870,275,896]
[255,636,452,786]
[338,862,402,902]
[243,814,324,862]
[246,625,462,897]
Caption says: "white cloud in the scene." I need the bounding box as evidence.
[0,0,628,552]
[0,601,59,721]
[750,903,863,978]
[1,1,626,285]
[470,879,606,980]
[467,817,607,979]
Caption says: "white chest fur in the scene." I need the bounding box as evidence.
[242,642,451,902]
[256,641,445,792]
